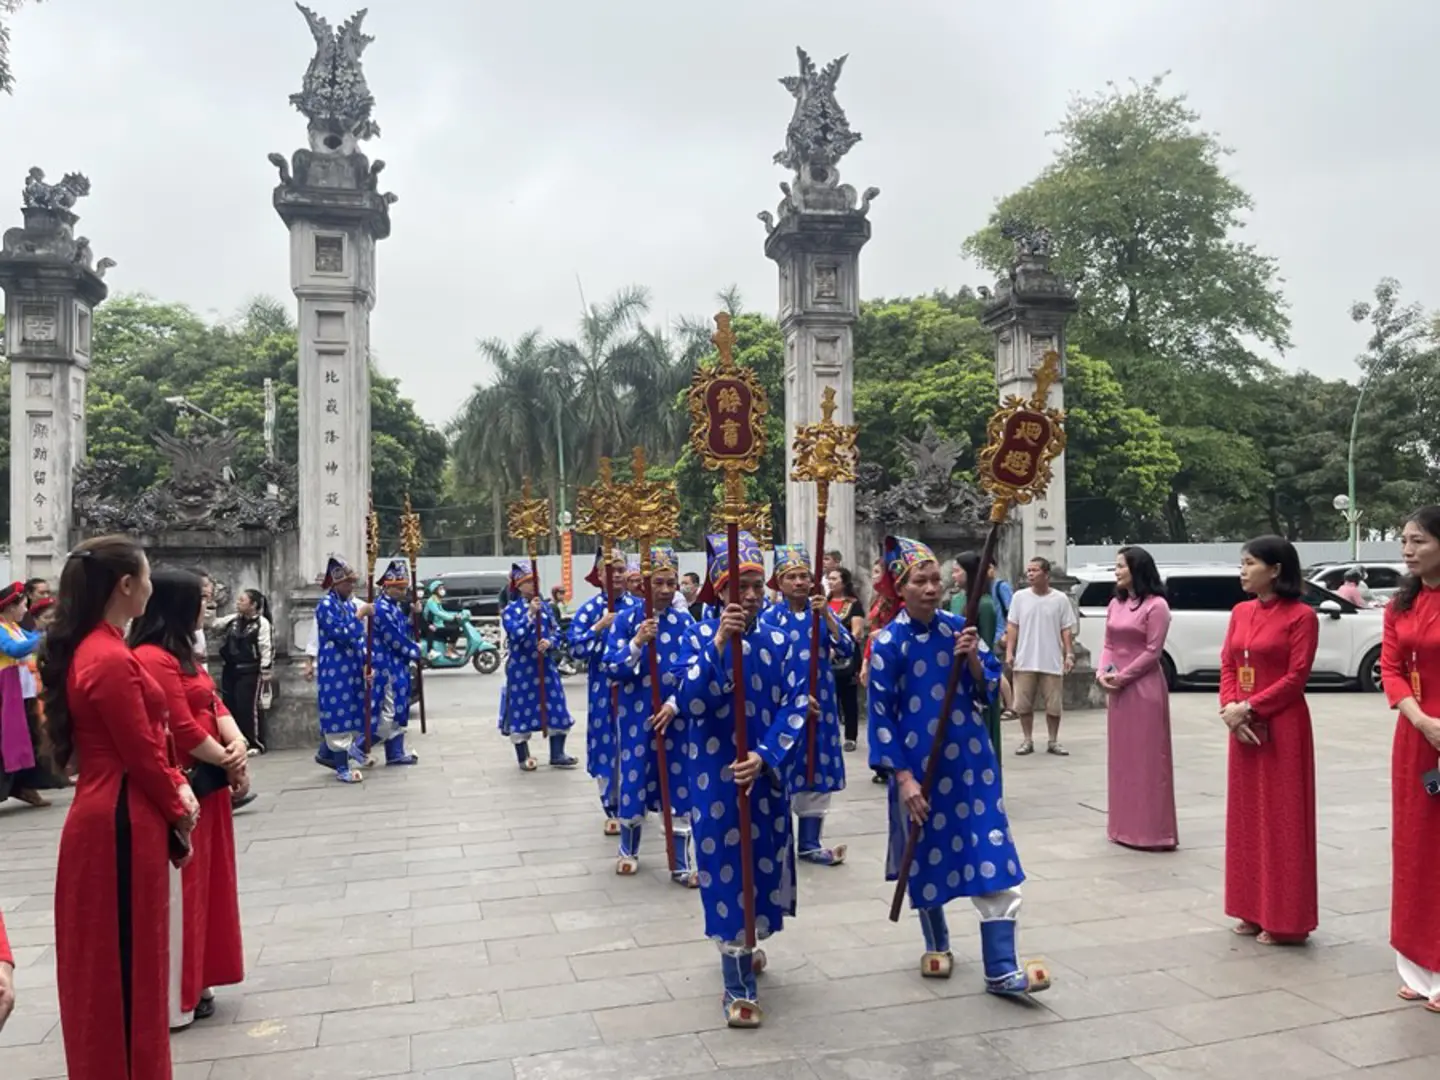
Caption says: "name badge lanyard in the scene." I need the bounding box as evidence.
[1238,605,1266,694]
[1407,600,1440,704]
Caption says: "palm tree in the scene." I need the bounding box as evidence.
[451,331,564,554]
[620,324,709,463]
[543,285,652,485]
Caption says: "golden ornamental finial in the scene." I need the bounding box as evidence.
[399,493,423,559]
[632,445,647,483]
[712,312,736,371]
[819,385,838,424]
[1031,351,1061,409]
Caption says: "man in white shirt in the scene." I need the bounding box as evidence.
[1005,556,1078,756]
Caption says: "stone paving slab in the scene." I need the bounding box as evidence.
[1,672,1434,1078]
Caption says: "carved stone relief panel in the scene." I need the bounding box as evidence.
[813,263,838,301]
[27,374,52,398]
[813,334,841,374]
[76,305,92,354]
[21,303,58,344]
[316,310,346,341]
[314,235,344,273]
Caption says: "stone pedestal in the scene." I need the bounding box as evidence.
[980,232,1079,582]
[1,194,108,579]
[765,212,870,562]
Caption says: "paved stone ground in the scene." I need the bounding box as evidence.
[4,673,1439,1079]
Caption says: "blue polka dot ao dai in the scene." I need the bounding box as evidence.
[500,598,574,736]
[316,589,367,737]
[568,592,638,792]
[867,609,1025,909]
[759,602,853,795]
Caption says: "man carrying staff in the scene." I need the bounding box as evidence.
[761,543,852,866]
[499,560,576,771]
[676,531,809,1028]
[868,535,1048,998]
[568,547,636,834]
[370,559,423,767]
[605,545,697,884]
[314,556,374,784]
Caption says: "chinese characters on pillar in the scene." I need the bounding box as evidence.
[29,417,53,538]
[320,361,345,543]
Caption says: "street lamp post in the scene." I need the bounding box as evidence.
[1333,494,1362,561]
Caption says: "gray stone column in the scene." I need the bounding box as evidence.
[760,48,877,566]
[980,226,1079,580]
[268,5,394,594]
[0,172,110,578]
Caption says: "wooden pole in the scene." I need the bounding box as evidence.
[401,495,427,734]
[639,543,678,874]
[529,539,549,739]
[726,517,758,949]
[362,498,379,754]
[805,480,829,788]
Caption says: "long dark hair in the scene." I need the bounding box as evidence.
[1116,545,1166,606]
[1391,505,1440,614]
[128,569,204,675]
[830,566,859,601]
[1241,534,1304,600]
[38,535,148,770]
[242,588,272,622]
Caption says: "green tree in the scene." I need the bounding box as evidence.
[0,294,446,544]
[0,0,41,96]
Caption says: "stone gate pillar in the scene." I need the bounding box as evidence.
[268,5,394,590]
[0,170,110,579]
[760,48,878,566]
[980,226,1078,580]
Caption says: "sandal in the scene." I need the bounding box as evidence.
[1398,986,1426,1002]
[724,997,763,1028]
[671,870,699,889]
[799,845,847,867]
[753,949,767,976]
[1047,742,1069,756]
[921,951,954,979]
[1232,921,1261,936]
[1256,931,1308,946]
[1015,741,1035,756]
[518,758,538,772]
[335,766,363,784]
[616,856,639,876]
[603,819,621,837]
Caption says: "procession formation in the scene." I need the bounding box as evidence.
[298,319,1067,1027]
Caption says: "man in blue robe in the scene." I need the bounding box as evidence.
[760,543,853,866]
[568,547,635,834]
[500,560,576,770]
[603,546,697,885]
[675,531,810,1028]
[868,535,1050,997]
[370,559,423,766]
[314,555,374,784]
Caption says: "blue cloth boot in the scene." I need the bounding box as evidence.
[980,919,1030,995]
[385,732,419,766]
[619,822,643,859]
[549,732,578,768]
[721,950,759,1010]
[513,739,533,767]
[918,906,950,953]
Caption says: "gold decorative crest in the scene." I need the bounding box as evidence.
[575,457,626,543]
[621,447,681,544]
[505,477,552,542]
[364,494,380,574]
[976,350,1068,521]
[687,312,769,474]
[399,493,423,561]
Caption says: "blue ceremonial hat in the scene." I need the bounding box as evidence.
[767,543,812,589]
[700,531,764,603]
[378,559,409,587]
[879,535,937,599]
[584,546,626,588]
[649,545,680,574]
[322,555,357,591]
[509,560,535,586]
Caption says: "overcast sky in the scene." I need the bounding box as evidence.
[3,0,1436,425]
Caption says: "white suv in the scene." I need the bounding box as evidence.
[1071,563,1385,692]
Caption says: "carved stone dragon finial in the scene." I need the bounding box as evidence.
[999,218,1054,264]
[21,167,92,213]
[289,5,380,147]
[774,48,861,178]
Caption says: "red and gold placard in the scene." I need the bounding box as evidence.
[976,350,1067,520]
[688,312,768,475]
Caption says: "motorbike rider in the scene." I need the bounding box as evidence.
[422,581,467,661]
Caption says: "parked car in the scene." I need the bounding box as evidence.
[425,570,511,620]
[1071,563,1384,692]
[1304,562,1407,606]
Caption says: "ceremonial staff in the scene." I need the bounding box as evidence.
[687,311,771,948]
[576,457,626,828]
[620,446,683,873]
[362,495,380,754]
[888,351,1067,922]
[507,478,553,738]
[400,494,427,734]
[791,387,859,787]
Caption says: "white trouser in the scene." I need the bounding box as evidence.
[374,684,399,743]
[793,791,830,818]
[168,863,192,1028]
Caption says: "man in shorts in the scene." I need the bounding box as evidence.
[1005,557,1077,756]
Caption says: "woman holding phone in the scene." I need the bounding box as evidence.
[1218,535,1319,946]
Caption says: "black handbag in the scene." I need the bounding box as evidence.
[185,760,232,801]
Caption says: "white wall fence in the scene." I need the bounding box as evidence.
[1067,540,1402,570]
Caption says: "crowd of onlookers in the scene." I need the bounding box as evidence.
[0,538,277,1073]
